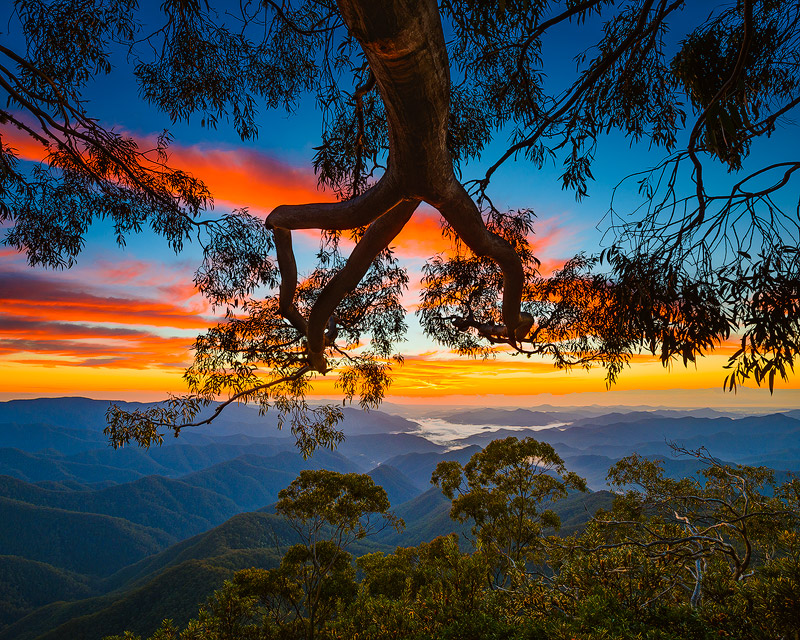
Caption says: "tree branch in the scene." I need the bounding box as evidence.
[307,198,418,357]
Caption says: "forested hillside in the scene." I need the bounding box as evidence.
[0,398,798,639]
[103,436,800,640]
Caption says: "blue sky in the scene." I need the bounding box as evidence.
[2,1,799,407]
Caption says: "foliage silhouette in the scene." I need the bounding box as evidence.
[1,0,799,447]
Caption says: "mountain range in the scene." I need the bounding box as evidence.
[0,397,797,639]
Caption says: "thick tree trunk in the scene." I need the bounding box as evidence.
[267,0,526,371]
[336,0,452,198]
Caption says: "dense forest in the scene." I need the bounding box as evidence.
[106,439,800,640]
[1,399,799,639]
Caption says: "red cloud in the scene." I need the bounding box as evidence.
[0,268,211,329]
[0,315,194,369]
[166,144,334,213]
[1,129,48,162]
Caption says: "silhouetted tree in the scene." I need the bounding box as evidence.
[2,0,799,447]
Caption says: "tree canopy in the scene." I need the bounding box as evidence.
[1,0,799,448]
[107,454,800,640]
[432,436,586,583]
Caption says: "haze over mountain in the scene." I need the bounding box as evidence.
[0,396,797,639]
[0,398,420,439]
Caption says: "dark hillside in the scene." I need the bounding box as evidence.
[0,475,239,539]
[0,560,232,640]
[0,511,340,640]
[0,556,95,628]
[375,487,464,547]
[101,511,298,594]
[367,464,422,506]
[0,497,173,576]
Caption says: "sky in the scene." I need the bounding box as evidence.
[1,4,799,410]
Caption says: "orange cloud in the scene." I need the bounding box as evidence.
[1,128,48,162]
[166,144,334,213]
[391,208,572,266]
[0,268,210,329]
[0,314,194,370]
[305,349,800,400]
[392,209,448,257]
[2,124,330,214]
[5,125,574,273]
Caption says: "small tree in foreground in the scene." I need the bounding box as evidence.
[261,470,402,639]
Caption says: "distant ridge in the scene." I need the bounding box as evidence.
[0,397,421,438]
[0,423,108,455]
[0,447,146,484]
[179,450,361,511]
[383,445,483,491]
[0,398,142,431]
[441,407,580,426]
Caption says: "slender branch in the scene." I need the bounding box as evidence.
[263,0,340,36]
[684,0,754,231]
[170,366,311,430]
[481,0,683,188]
[307,198,418,356]
[496,0,605,107]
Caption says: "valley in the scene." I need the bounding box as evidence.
[1,397,798,639]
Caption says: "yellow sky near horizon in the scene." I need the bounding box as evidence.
[2,128,798,410]
[2,349,797,407]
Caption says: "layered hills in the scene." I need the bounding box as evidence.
[0,397,797,639]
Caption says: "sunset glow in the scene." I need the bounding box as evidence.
[2,88,798,409]
[3,347,797,404]
[2,147,797,405]
[2,241,795,405]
